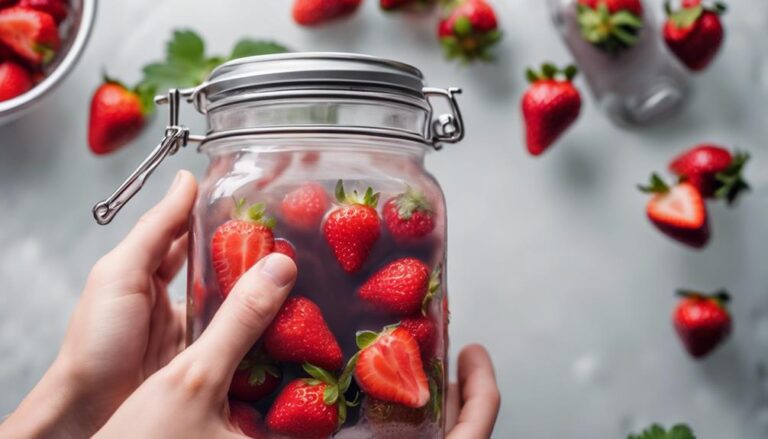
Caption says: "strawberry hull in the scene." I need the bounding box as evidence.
[187,148,448,437]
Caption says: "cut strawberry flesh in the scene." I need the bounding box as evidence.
[0,7,60,64]
[212,220,275,297]
[356,328,430,408]
[647,183,706,229]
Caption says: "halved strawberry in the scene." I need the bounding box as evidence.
[19,0,68,24]
[0,6,60,65]
[355,327,430,408]
[211,200,276,297]
[639,174,710,248]
[229,351,281,402]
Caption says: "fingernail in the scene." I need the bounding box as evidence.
[260,254,295,288]
[166,171,184,196]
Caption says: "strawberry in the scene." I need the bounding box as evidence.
[383,186,435,241]
[522,64,582,156]
[280,182,330,231]
[0,60,31,101]
[87,81,147,155]
[673,289,732,359]
[359,258,440,316]
[639,174,710,248]
[263,297,344,371]
[577,0,644,54]
[663,1,726,72]
[668,144,750,203]
[381,0,435,12]
[211,200,276,297]
[0,6,59,65]
[438,0,502,63]
[292,0,362,26]
[266,363,356,438]
[273,238,297,262]
[229,352,281,402]
[18,0,68,24]
[323,180,381,273]
[229,401,267,439]
[400,315,437,359]
[355,327,430,408]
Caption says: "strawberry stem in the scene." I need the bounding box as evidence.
[335,180,380,208]
[638,173,670,194]
[525,63,579,83]
[676,289,731,305]
[714,150,750,206]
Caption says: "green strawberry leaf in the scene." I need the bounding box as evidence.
[323,384,340,405]
[638,173,670,194]
[628,424,695,439]
[671,6,703,29]
[134,81,158,115]
[142,61,202,89]
[230,39,289,60]
[248,367,266,386]
[167,30,205,66]
[356,331,379,350]
[303,363,337,385]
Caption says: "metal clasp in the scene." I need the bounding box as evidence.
[92,89,195,225]
[424,87,464,150]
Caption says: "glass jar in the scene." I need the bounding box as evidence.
[547,0,692,126]
[93,53,465,439]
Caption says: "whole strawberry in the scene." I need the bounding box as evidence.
[263,297,344,371]
[293,0,362,26]
[438,0,502,63]
[669,144,750,204]
[359,258,440,316]
[273,238,297,262]
[383,186,435,242]
[0,6,60,65]
[664,0,726,72]
[381,0,435,12]
[400,315,438,359]
[522,63,582,156]
[229,352,281,402]
[673,289,732,359]
[0,60,32,102]
[323,180,381,273]
[88,80,148,155]
[639,174,710,248]
[211,200,276,297]
[281,182,330,231]
[576,0,644,54]
[228,401,267,439]
[266,363,355,438]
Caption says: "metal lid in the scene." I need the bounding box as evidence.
[196,52,427,109]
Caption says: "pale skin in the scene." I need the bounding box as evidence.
[0,170,501,438]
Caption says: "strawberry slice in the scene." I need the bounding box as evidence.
[355,327,430,408]
[211,200,276,297]
[0,7,60,65]
[639,174,709,248]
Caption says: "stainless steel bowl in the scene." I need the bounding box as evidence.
[0,0,97,125]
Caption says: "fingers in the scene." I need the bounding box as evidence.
[184,254,296,380]
[446,344,501,439]
[109,171,197,275]
[157,233,189,283]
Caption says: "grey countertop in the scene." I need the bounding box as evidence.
[1,0,767,437]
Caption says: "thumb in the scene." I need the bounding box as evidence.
[185,253,296,381]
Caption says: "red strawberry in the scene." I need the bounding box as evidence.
[280,182,330,231]
[355,327,430,408]
[359,258,440,316]
[381,0,435,12]
[292,0,361,26]
[87,81,146,155]
[229,352,281,402]
[229,401,267,439]
[400,316,437,359]
[383,186,435,241]
[0,6,59,65]
[266,363,355,438]
[0,60,31,101]
[577,0,644,53]
[673,289,732,359]
[273,238,297,262]
[438,0,502,63]
[263,297,344,371]
[211,201,276,297]
[323,180,381,273]
[18,0,67,24]
[663,1,726,72]
[521,64,582,156]
[639,174,710,248]
[669,144,750,203]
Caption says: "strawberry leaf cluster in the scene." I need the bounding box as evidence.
[628,423,696,439]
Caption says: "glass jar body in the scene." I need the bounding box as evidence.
[188,137,448,438]
[547,0,691,126]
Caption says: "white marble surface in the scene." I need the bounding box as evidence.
[1,0,767,437]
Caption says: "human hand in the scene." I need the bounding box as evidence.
[94,252,297,438]
[446,345,501,439]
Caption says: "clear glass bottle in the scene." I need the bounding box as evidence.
[93,53,465,439]
[547,0,692,126]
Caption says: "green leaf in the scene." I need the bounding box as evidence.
[356,331,379,350]
[564,65,578,81]
[323,385,339,405]
[541,63,558,79]
[167,30,205,66]
[134,81,158,115]
[638,173,669,194]
[142,62,203,89]
[248,367,266,386]
[628,423,696,439]
[610,11,644,28]
[671,6,703,29]
[525,68,538,83]
[230,39,289,60]
[335,180,346,204]
[303,363,337,385]
[453,16,472,37]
